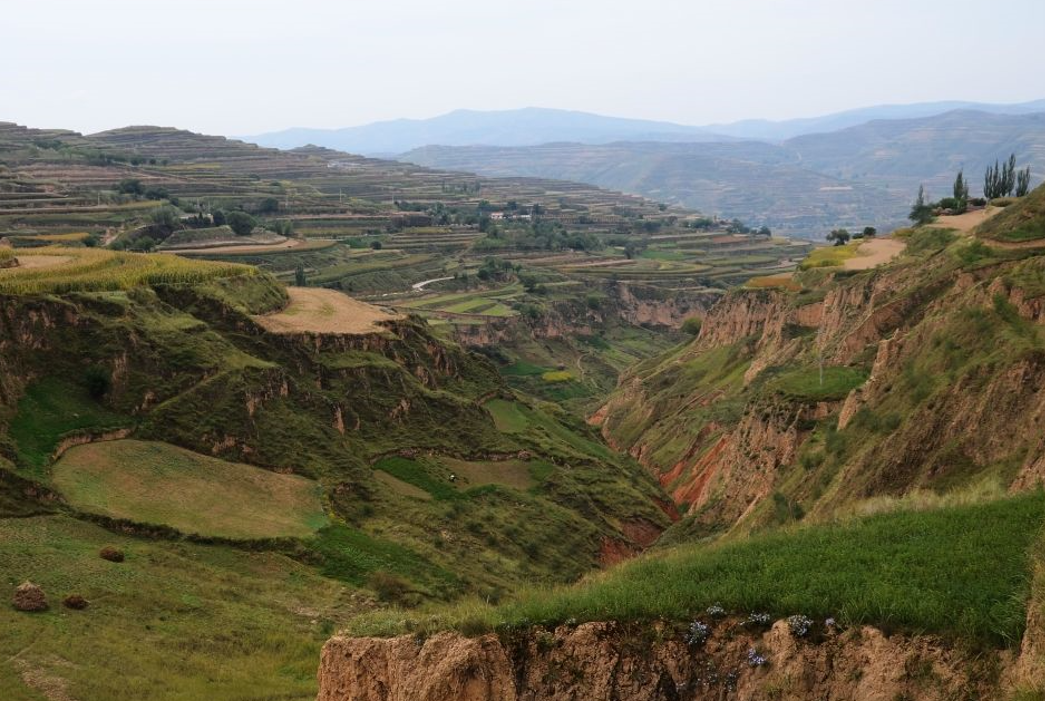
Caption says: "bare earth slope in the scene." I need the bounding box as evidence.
[253,287,401,334]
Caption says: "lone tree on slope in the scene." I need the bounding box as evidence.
[909,185,934,225]
[826,228,851,246]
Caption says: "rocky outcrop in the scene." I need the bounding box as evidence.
[318,619,1014,701]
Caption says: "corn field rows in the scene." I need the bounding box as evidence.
[0,246,255,294]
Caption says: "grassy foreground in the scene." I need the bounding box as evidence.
[0,515,350,701]
[354,493,1045,646]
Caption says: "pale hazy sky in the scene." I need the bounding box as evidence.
[4,0,1043,136]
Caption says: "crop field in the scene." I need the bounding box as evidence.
[253,287,400,335]
[3,231,92,246]
[175,238,336,256]
[400,284,522,318]
[484,399,531,434]
[51,439,328,539]
[799,243,860,269]
[744,273,800,290]
[441,457,552,491]
[374,454,554,498]
[0,246,254,294]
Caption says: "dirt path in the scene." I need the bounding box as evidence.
[412,276,454,291]
[928,206,1001,233]
[253,287,401,334]
[843,238,906,270]
[169,238,305,255]
[982,237,1045,250]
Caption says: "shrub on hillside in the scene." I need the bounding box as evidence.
[681,317,702,335]
[84,366,111,399]
[63,594,89,610]
[99,546,125,563]
[367,571,410,604]
[226,211,258,236]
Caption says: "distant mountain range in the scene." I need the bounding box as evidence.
[703,99,1045,141]
[243,108,727,155]
[403,110,1045,239]
[243,100,1045,154]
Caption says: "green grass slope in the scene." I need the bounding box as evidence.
[0,515,349,701]
[358,493,1045,646]
[978,184,1045,243]
[52,439,328,539]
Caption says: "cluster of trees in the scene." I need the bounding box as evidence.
[909,185,935,225]
[475,258,518,283]
[951,169,971,212]
[116,179,176,204]
[910,155,1034,227]
[984,154,1032,199]
[205,209,257,236]
[825,227,876,246]
[440,180,482,195]
[477,219,601,253]
[519,273,547,295]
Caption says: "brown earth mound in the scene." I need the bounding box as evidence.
[99,546,124,562]
[12,581,48,611]
[62,594,89,610]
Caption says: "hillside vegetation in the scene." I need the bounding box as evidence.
[5,116,1045,700]
[355,492,1045,646]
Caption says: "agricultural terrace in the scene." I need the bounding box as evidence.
[52,439,328,539]
[399,283,521,319]
[253,287,401,334]
[0,247,254,294]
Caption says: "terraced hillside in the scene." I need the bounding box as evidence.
[0,252,673,699]
[0,121,810,417]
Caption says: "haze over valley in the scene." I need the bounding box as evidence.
[4,1,1045,700]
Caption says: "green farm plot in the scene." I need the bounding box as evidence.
[441,457,553,491]
[484,399,530,433]
[401,284,521,317]
[52,440,328,539]
[376,454,554,497]
[770,366,868,401]
[374,456,459,501]
[374,470,433,501]
[483,398,613,460]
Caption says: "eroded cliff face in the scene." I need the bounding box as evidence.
[318,619,1018,701]
[592,248,1045,531]
[447,284,720,348]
